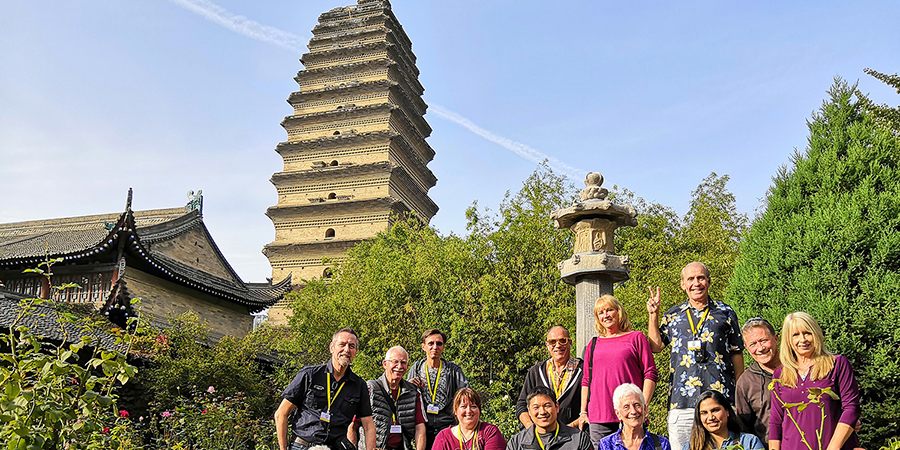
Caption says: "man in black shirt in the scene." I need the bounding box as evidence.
[275,327,376,450]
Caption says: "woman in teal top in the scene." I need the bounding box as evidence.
[684,390,764,450]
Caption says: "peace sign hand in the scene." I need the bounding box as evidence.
[647,286,661,315]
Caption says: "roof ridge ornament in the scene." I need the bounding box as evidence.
[125,187,133,212]
[186,190,203,213]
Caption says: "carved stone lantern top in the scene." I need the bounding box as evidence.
[550,171,637,230]
[580,172,608,201]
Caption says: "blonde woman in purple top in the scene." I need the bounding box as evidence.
[769,312,861,450]
[580,295,659,446]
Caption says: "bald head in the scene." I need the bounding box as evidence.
[680,262,710,281]
[546,326,570,340]
[384,346,408,361]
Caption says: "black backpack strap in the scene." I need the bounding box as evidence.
[584,337,598,408]
[651,433,661,450]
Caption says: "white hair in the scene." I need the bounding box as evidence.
[384,346,408,361]
[612,383,645,410]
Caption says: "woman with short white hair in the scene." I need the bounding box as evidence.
[597,383,671,450]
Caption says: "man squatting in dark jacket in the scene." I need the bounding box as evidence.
[506,386,592,450]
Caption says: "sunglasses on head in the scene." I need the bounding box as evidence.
[546,338,571,346]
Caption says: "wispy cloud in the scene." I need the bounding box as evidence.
[428,104,582,180]
[163,0,582,179]
[163,0,306,53]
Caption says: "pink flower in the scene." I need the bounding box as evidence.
[102,427,110,434]
[161,411,171,418]
[119,410,129,418]
[202,409,208,414]
[207,386,215,393]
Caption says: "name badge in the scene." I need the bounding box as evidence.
[320,412,331,422]
[426,404,440,414]
[390,424,402,434]
[687,340,702,350]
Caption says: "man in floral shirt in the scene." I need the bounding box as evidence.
[646,262,744,450]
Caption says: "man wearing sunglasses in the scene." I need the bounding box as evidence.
[407,329,470,450]
[350,346,427,450]
[515,326,585,430]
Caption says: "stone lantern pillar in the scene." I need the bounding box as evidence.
[550,172,637,355]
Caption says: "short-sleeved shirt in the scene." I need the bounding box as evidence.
[282,359,373,445]
[658,298,743,409]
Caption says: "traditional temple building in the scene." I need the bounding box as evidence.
[263,0,438,323]
[0,191,290,340]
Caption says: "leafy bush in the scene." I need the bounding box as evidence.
[136,385,275,449]
[0,261,138,449]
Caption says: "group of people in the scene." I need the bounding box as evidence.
[274,262,862,450]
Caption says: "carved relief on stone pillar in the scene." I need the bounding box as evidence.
[572,218,616,254]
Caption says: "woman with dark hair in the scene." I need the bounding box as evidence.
[581,294,658,446]
[769,312,860,450]
[685,390,764,450]
[431,388,505,450]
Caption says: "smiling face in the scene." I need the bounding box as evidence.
[330,331,359,368]
[698,397,729,438]
[422,334,445,360]
[614,393,645,430]
[680,263,710,304]
[596,305,620,333]
[383,347,409,384]
[527,394,559,431]
[743,326,779,369]
[544,327,572,364]
[790,327,816,360]
[455,397,480,428]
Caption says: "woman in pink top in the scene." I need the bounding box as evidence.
[580,294,659,447]
[432,388,506,450]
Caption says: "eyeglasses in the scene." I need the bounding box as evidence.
[385,359,409,366]
[546,338,571,346]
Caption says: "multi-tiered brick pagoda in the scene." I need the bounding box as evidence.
[264,0,438,304]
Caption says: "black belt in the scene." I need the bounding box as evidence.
[294,437,313,447]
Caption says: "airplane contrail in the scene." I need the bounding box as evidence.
[427,105,582,180]
[163,0,307,53]
[164,0,582,180]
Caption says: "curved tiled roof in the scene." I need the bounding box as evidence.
[0,206,290,312]
[0,297,126,352]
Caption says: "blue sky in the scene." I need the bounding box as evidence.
[1,0,898,282]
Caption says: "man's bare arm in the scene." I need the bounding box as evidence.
[731,353,745,382]
[274,399,297,450]
[414,423,427,450]
[360,415,377,450]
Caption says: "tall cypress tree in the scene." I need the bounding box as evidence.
[727,78,900,447]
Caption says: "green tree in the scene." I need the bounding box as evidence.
[727,78,900,447]
[134,313,277,419]
[858,68,900,131]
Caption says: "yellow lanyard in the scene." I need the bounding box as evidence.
[686,307,710,337]
[455,424,479,450]
[547,361,567,399]
[391,388,399,423]
[425,360,442,404]
[326,373,345,412]
[535,424,560,450]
